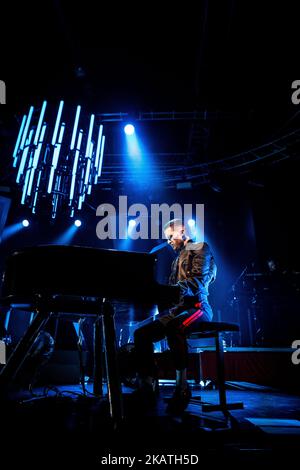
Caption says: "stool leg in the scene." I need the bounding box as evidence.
[202,330,244,415]
[215,332,227,411]
[199,351,204,387]
[195,351,203,386]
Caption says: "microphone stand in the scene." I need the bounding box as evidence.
[230,265,248,345]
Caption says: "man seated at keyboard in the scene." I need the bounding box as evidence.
[134,218,217,413]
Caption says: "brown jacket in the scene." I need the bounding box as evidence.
[169,240,217,308]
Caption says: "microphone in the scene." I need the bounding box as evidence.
[149,241,168,254]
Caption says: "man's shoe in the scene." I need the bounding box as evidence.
[166,384,191,414]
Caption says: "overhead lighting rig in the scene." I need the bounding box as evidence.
[12,100,106,219]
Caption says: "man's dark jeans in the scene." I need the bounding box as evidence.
[134,296,213,378]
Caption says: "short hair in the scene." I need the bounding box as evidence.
[163,218,184,231]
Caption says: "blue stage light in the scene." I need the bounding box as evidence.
[19,106,34,153]
[33,100,47,146]
[12,100,106,219]
[22,219,30,227]
[95,125,104,183]
[53,225,77,245]
[2,223,24,242]
[16,129,34,184]
[70,105,81,151]
[128,219,136,227]
[13,115,27,163]
[188,219,195,227]
[48,123,66,194]
[69,130,83,202]
[51,100,64,146]
[124,124,135,136]
[26,123,47,197]
[74,219,82,227]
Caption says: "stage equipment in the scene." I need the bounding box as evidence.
[12,101,106,219]
[0,245,180,425]
[227,262,300,347]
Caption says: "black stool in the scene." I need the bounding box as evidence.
[188,321,244,417]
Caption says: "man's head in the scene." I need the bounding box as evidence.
[163,219,188,251]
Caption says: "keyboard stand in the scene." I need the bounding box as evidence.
[0,295,124,428]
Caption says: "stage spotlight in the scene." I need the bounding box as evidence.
[188,219,195,227]
[2,223,24,242]
[128,219,136,227]
[124,124,135,136]
[74,219,82,227]
[22,219,30,227]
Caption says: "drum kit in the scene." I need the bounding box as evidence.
[227,260,300,347]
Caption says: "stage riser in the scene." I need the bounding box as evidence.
[155,350,299,391]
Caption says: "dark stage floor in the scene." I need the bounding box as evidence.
[1,381,300,467]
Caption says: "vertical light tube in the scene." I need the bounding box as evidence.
[70,105,81,150]
[47,157,56,193]
[51,100,64,146]
[51,195,57,218]
[78,195,83,210]
[13,114,27,163]
[84,141,93,186]
[94,125,103,168]
[85,114,95,158]
[16,129,34,183]
[87,142,94,194]
[96,135,106,178]
[52,175,61,219]
[21,137,36,204]
[48,124,65,193]
[33,100,47,145]
[27,123,47,196]
[21,168,31,204]
[69,130,83,202]
[19,106,34,151]
[93,124,103,183]
[32,170,42,213]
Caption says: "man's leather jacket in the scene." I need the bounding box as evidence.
[169,240,217,310]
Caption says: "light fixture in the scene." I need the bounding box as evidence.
[12,100,106,219]
[124,124,135,136]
